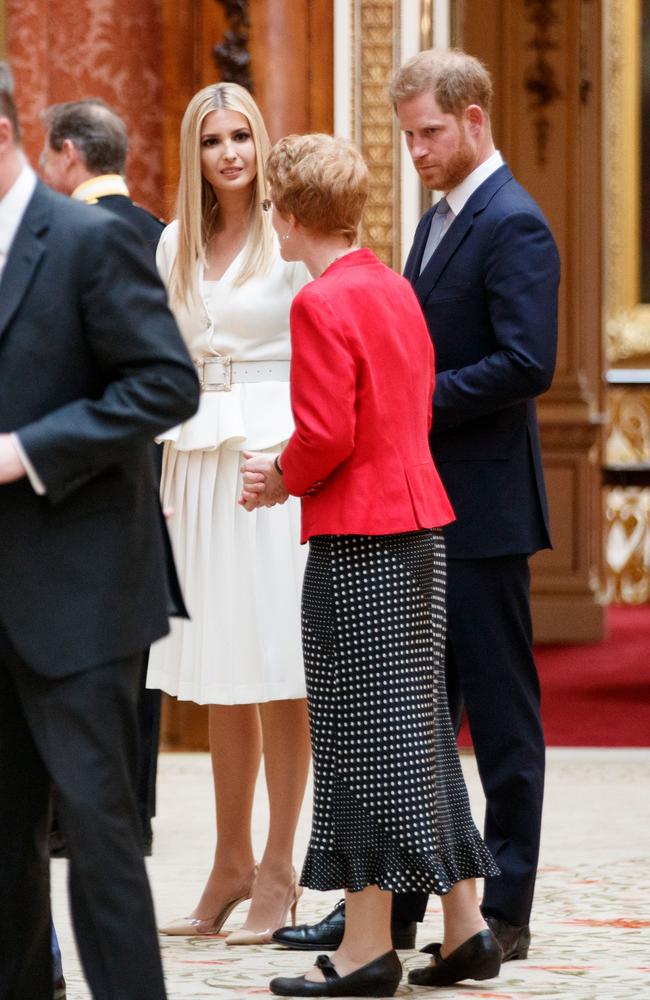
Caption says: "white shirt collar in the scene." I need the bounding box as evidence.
[445,150,504,219]
[0,162,38,259]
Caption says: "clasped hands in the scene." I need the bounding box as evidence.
[0,434,26,485]
[239,451,289,511]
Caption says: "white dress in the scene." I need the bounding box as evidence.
[147,221,309,704]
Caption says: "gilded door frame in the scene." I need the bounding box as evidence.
[605,0,650,363]
[333,0,457,270]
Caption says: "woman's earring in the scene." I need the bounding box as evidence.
[281,232,290,242]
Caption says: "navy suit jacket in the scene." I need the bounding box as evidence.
[404,164,560,559]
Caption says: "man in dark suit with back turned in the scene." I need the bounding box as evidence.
[40,97,166,856]
[0,64,199,1000]
[40,98,163,260]
[273,48,559,970]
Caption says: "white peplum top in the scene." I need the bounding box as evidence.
[156,220,309,452]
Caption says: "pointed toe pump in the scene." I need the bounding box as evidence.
[225,873,302,946]
[159,866,257,937]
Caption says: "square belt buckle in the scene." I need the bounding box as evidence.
[198,356,232,392]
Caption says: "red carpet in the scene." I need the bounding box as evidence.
[458,604,650,747]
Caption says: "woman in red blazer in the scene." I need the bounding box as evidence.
[241,134,500,997]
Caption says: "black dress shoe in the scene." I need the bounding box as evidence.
[485,915,530,960]
[408,929,501,987]
[270,950,402,997]
[272,899,417,951]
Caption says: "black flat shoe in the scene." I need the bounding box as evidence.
[270,950,402,997]
[421,916,531,964]
[408,929,501,987]
[272,899,416,951]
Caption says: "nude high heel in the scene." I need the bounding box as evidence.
[225,872,303,946]
[160,866,258,936]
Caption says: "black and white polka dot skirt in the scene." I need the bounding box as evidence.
[300,529,499,895]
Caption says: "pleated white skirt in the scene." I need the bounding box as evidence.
[147,443,307,705]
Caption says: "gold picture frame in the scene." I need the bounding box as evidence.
[605,0,650,364]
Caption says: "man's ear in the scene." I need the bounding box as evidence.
[464,104,484,135]
[0,116,13,153]
[61,137,80,166]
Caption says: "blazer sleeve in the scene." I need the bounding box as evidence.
[433,211,560,429]
[280,289,357,497]
[16,214,200,505]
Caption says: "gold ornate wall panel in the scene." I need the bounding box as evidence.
[605,0,650,365]
[603,0,650,603]
[605,488,650,603]
[351,0,401,266]
[604,384,650,600]
[606,387,650,466]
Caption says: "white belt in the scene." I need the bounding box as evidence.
[194,356,290,392]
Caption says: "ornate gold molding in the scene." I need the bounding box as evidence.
[605,0,650,362]
[352,0,401,267]
[607,306,650,364]
[606,386,650,464]
[604,487,650,603]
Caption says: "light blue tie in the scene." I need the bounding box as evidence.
[419,197,451,274]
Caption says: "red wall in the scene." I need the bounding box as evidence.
[7,0,165,217]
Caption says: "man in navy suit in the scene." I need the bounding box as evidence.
[273,48,559,967]
[394,48,559,964]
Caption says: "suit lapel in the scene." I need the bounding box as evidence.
[412,210,475,303]
[403,207,434,284]
[0,183,51,342]
[411,165,513,304]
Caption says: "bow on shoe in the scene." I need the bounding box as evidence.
[315,955,341,982]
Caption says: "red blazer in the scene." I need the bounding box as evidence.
[281,249,455,542]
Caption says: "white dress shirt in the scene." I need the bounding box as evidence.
[432,149,505,248]
[0,163,46,494]
[445,149,504,219]
[0,160,36,281]
[419,150,504,274]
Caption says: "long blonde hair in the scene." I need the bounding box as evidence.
[169,82,275,307]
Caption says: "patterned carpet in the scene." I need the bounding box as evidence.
[51,750,650,999]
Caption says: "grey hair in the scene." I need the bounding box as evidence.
[43,99,128,175]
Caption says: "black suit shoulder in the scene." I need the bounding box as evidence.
[26,184,147,263]
[94,194,164,254]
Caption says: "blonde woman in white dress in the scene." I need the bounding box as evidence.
[147,82,311,944]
